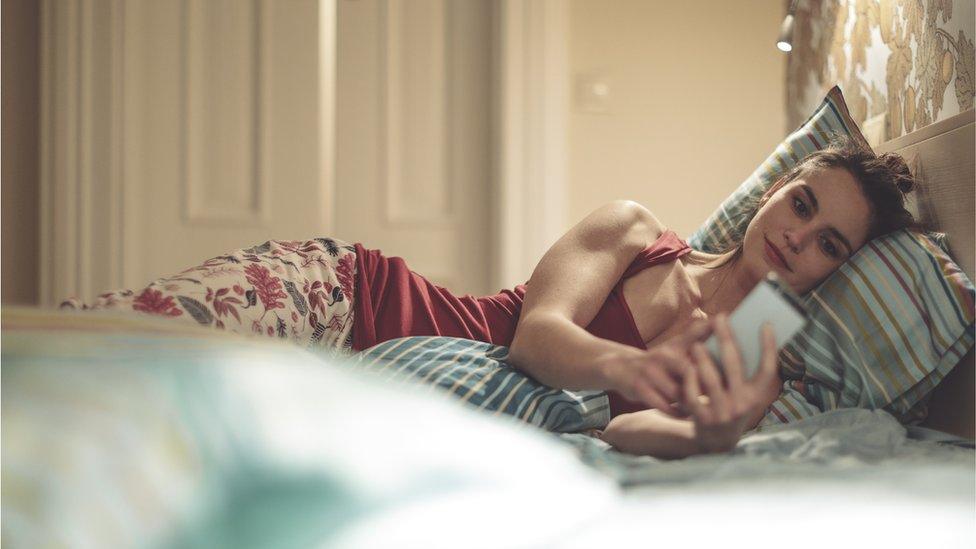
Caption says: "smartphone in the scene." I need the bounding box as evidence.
[703,272,807,380]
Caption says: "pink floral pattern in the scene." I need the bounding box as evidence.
[132,289,183,317]
[244,263,288,312]
[60,237,359,352]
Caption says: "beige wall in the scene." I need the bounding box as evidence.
[568,0,786,238]
[2,0,40,305]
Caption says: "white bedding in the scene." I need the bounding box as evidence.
[555,410,975,547]
[4,320,973,548]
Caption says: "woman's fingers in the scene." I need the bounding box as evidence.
[682,364,708,422]
[749,322,782,399]
[635,378,673,412]
[640,359,680,402]
[757,323,778,380]
[694,345,730,420]
[716,314,745,388]
[654,347,692,380]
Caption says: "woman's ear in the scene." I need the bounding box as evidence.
[758,175,789,208]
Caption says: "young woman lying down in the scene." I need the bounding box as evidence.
[63,137,919,459]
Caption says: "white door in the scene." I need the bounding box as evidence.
[334,0,492,296]
[40,0,337,304]
[119,0,336,289]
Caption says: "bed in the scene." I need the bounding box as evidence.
[875,109,975,439]
[3,111,974,547]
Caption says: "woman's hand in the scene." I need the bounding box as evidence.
[681,314,781,453]
[602,320,713,413]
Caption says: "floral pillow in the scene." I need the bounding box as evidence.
[60,238,360,354]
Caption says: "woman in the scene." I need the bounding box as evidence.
[63,137,918,458]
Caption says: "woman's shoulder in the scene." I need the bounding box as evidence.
[574,201,665,258]
[607,200,667,247]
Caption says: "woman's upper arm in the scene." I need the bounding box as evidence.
[516,200,663,329]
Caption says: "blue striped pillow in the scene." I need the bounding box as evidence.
[688,86,975,426]
[351,336,611,433]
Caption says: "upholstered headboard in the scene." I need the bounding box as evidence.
[875,109,975,438]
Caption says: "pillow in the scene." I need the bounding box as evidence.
[350,336,610,433]
[687,86,975,426]
[2,308,614,547]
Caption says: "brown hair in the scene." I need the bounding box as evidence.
[701,135,921,270]
[775,136,921,240]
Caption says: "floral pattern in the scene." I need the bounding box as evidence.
[60,238,359,353]
[788,0,974,141]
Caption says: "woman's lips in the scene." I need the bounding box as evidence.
[764,237,791,272]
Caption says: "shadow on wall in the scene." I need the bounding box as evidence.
[2,0,40,306]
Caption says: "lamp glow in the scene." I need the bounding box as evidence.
[775,3,797,53]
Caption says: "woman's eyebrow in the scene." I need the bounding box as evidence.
[800,183,853,257]
[799,184,819,213]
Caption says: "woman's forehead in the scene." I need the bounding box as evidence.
[789,166,861,198]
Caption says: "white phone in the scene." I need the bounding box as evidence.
[703,272,807,380]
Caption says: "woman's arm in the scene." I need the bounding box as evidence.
[600,391,780,460]
[507,200,660,390]
[600,409,700,460]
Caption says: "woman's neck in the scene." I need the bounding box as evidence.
[684,251,764,316]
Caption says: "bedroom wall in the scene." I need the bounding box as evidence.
[2,0,40,305]
[567,0,787,238]
[788,0,975,141]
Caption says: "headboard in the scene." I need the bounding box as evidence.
[875,109,975,438]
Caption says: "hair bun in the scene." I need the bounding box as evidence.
[879,152,916,194]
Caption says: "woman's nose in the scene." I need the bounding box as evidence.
[783,229,808,253]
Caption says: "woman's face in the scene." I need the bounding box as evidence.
[742,166,873,294]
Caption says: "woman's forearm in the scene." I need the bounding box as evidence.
[599,409,702,460]
[508,311,643,392]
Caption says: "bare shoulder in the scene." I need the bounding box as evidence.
[628,201,664,240]
[595,200,664,247]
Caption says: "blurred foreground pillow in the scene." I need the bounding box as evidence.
[1,308,614,548]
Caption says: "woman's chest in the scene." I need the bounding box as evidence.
[619,261,708,349]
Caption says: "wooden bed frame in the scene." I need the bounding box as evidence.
[875,109,975,439]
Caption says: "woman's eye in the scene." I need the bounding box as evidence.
[793,197,808,217]
[821,236,839,258]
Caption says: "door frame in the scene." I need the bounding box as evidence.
[38,0,125,306]
[491,0,569,290]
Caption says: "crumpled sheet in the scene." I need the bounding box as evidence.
[548,409,975,548]
[558,408,975,492]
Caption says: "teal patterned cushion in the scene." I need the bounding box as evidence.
[687,86,975,426]
[352,336,610,433]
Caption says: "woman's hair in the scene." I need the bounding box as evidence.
[701,135,921,270]
[779,136,921,240]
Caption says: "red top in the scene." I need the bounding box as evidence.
[351,229,693,417]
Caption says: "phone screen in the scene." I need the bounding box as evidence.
[703,273,807,379]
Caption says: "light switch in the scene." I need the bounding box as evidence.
[575,73,611,114]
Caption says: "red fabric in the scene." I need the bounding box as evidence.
[351,229,693,417]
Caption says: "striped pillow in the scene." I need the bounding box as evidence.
[687,86,975,426]
[351,336,611,433]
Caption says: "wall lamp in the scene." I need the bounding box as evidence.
[776,0,798,52]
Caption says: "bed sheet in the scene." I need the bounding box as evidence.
[551,409,975,547]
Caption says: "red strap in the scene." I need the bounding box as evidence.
[621,230,692,279]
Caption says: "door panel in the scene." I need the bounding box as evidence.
[335,0,491,296]
[120,0,331,289]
